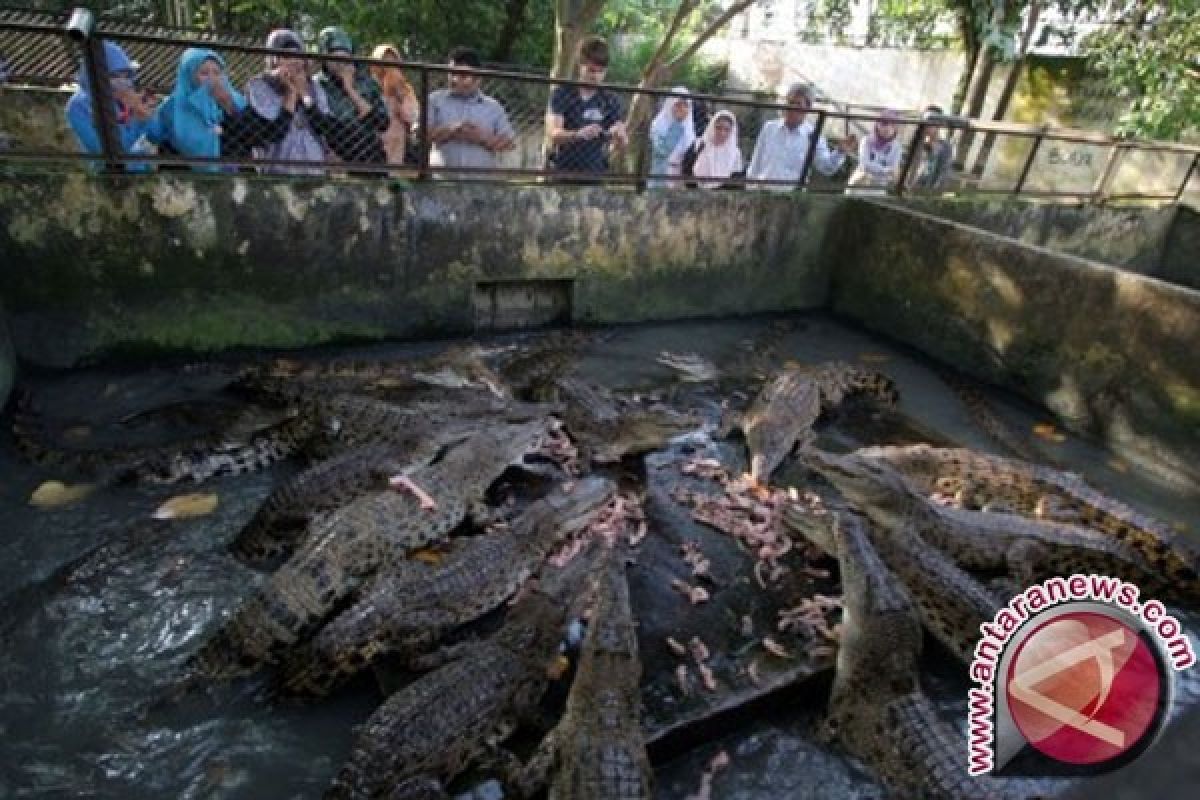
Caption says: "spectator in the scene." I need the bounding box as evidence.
[648,87,695,188]
[150,48,247,172]
[64,40,156,171]
[747,83,855,191]
[315,26,388,165]
[545,36,628,176]
[913,105,955,190]
[231,28,333,175]
[370,44,419,165]
[847,109,902,193]
[427,46,516,174]
[692,110,744,189]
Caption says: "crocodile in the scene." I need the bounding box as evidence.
[517,544,652,800]
[184,418,554,683]
[324,587,567,800]
[857,444,1200,601]
[724,362,899,484]
[825,510,1020,800]
[656,351,719,383]
[556,377,701,465]
[279,476,617,695]
[805,448,1190,604]
[785,495,1002,664]
[230,443,420,568]
[230,343,511,404]
[227,396,567,566]
[492,329,603,402]
[10,389,290,483]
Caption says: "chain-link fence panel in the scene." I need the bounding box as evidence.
[0,23,79,158]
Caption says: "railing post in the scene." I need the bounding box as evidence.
[1174,152,1199,204]
[894,122,926,197]
[797,110,825,190]
[67,8,120,171]
[1092,143,1123,204]
[1014,129,1044,196]
[417,66,430,181]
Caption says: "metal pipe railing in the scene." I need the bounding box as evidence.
[3,13,1196,202]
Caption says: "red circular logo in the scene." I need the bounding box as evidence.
[1005,611,1166,766]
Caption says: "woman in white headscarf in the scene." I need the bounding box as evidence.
[648,86,695,188]
[692,109,743,189]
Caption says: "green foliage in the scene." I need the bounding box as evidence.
[605,34,728,93]
[1085,0,1200,140]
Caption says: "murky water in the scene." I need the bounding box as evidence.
[1,314,1196,799]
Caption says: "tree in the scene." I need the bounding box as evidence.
[1085,0,1199,140]
[621,0,756,166]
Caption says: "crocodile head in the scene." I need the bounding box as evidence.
[520,476,617,543]
[804,448,917,527]
[438,417,553,483]
[590,410,703,463]
[656,350,718,383]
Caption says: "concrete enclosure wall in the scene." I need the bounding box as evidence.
[899,197,1177,276]
[826,199,1200,490]
[0,173,834,367]
[1160,206,1200,290]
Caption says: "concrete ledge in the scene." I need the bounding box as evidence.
[899,196,1176,276]
[828,199,1200,491]
[0,173,836,367]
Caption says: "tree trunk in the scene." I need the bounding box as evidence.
[492,0,532,63]
[550,0,608,80]
[950,1,980,113]
[971,1,1042,177]
[954,1,1009,169]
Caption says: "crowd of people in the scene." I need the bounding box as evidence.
[66,30,955,190]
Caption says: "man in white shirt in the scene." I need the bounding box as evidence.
[747,83,856,192]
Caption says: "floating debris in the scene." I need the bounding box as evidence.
[29,480,95,509]
[152,492,218,519]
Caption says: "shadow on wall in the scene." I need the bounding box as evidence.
[826,199,1200,493]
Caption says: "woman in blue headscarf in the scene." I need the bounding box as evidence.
[151,47,247,171]
[64,40,156,171]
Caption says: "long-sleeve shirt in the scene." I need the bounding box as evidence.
[747,118,845,192]
[849,137,902,188]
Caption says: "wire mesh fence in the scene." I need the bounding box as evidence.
[0,15,1195,202]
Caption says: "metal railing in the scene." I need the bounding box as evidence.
[0,12,1197,204]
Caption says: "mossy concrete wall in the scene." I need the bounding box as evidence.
[900,197,1176,276]
[0,298,13,413]
[1160,206,1200,290]
[827,199,1200,491]
[0,173,835,367]
[0,87,76,155]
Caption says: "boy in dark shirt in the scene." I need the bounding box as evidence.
[545,36,628,174]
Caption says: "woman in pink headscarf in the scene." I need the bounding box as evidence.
[692,110,744,189]
[848,109,902,191]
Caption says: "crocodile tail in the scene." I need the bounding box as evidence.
[883,693,1023,800]
[11,389,139,478]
